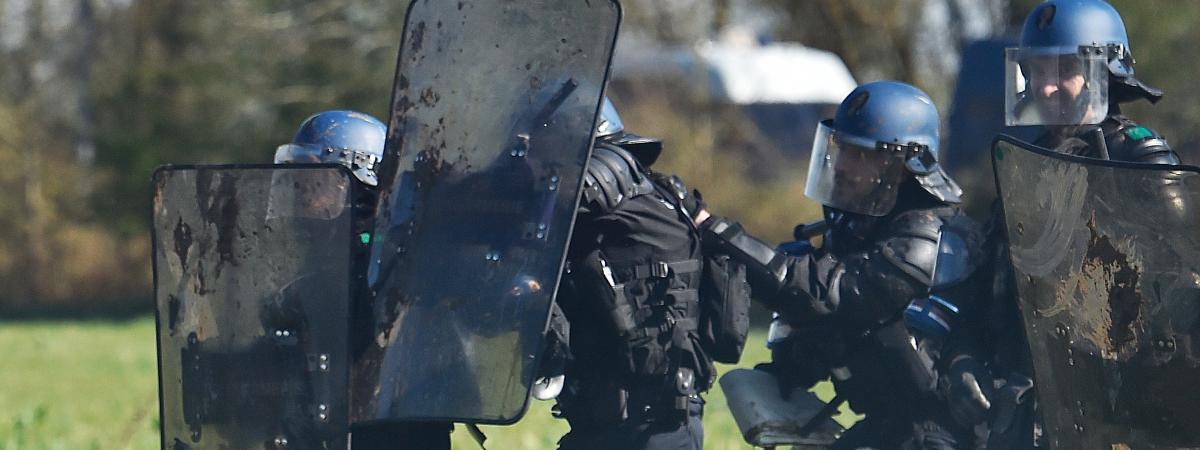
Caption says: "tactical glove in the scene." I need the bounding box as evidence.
[533,302,571,401]
[941,355,994,427]
[756,333,831,400]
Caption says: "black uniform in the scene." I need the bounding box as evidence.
[551,142,749,450]
[980,113,1187,449]
[706,182,990,450]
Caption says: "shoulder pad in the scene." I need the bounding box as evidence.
[650,173,690,203]
[582,143,655,213]
[931,214,986,287]
[1105,119,1181,165]
[878,208,982,285]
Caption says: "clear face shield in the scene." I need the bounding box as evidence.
[804,121,927,217]
[1005,45,1113,126]
[274,143,381,186]
[265,168,351,221]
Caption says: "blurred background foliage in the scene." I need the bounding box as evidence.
[0,0,1196,314]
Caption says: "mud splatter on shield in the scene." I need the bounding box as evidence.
[153,166,355,449]
[993,136,1200,449]
[355,0,621,425]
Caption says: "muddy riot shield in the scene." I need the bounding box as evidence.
[353,0,621,424]
[153,166,354,449]
[992,136,1200,449]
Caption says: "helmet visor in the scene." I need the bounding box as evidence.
[275,143,380,186]
[804,121,909,217]
[265,169,351,221]
[1005,46,1109,126]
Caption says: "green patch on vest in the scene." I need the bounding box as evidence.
[1124,126,1154,141]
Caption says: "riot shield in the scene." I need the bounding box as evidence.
[354,0,621,424]
[153,166,353,449]
[992,136,1200,449]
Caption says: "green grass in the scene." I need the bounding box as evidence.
[0,318,160,450]
[0,317,859,449]
[453,334,861,450]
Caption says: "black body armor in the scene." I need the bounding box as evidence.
[555,143,746,426]
[705,184,992,447]
[1034,114,1189,223]
[1034,114,1178,164]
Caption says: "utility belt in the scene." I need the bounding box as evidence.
[557,368,700,428]
[611,259,702,283]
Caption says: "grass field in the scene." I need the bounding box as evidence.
[0,317,859,449]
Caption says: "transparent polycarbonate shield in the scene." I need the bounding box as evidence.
[1004,47,1109,126]
[354,0,621,424]
[992,136,1200,449]
[153,166,353,449]
[804,121,909,216]
[265,168,352,220]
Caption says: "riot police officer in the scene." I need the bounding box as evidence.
[273,110,453,450]
[274,110,385,232]
[984,3,1190,447]
[1004,0,1179,165]
[551,99,750,450]
[703,81,992,449]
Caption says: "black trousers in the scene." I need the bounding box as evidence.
[558,396,704,450]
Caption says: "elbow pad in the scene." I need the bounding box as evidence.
[701,216,788,292]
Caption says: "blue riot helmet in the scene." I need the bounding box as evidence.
[274,110,386,186]
[805,81,962,217]
[595,97,664,166]
[1005,0,1151,126]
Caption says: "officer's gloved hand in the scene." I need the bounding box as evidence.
[987,371,1034,439]
[533,344,567,401]
[534,303,571,401]
[756,335,827,400]
[941,355,994,427]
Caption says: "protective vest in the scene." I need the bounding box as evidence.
[560,143,713,390]
[1034,115,1189,223]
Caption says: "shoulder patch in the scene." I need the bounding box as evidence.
[1124,126,1154,141]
